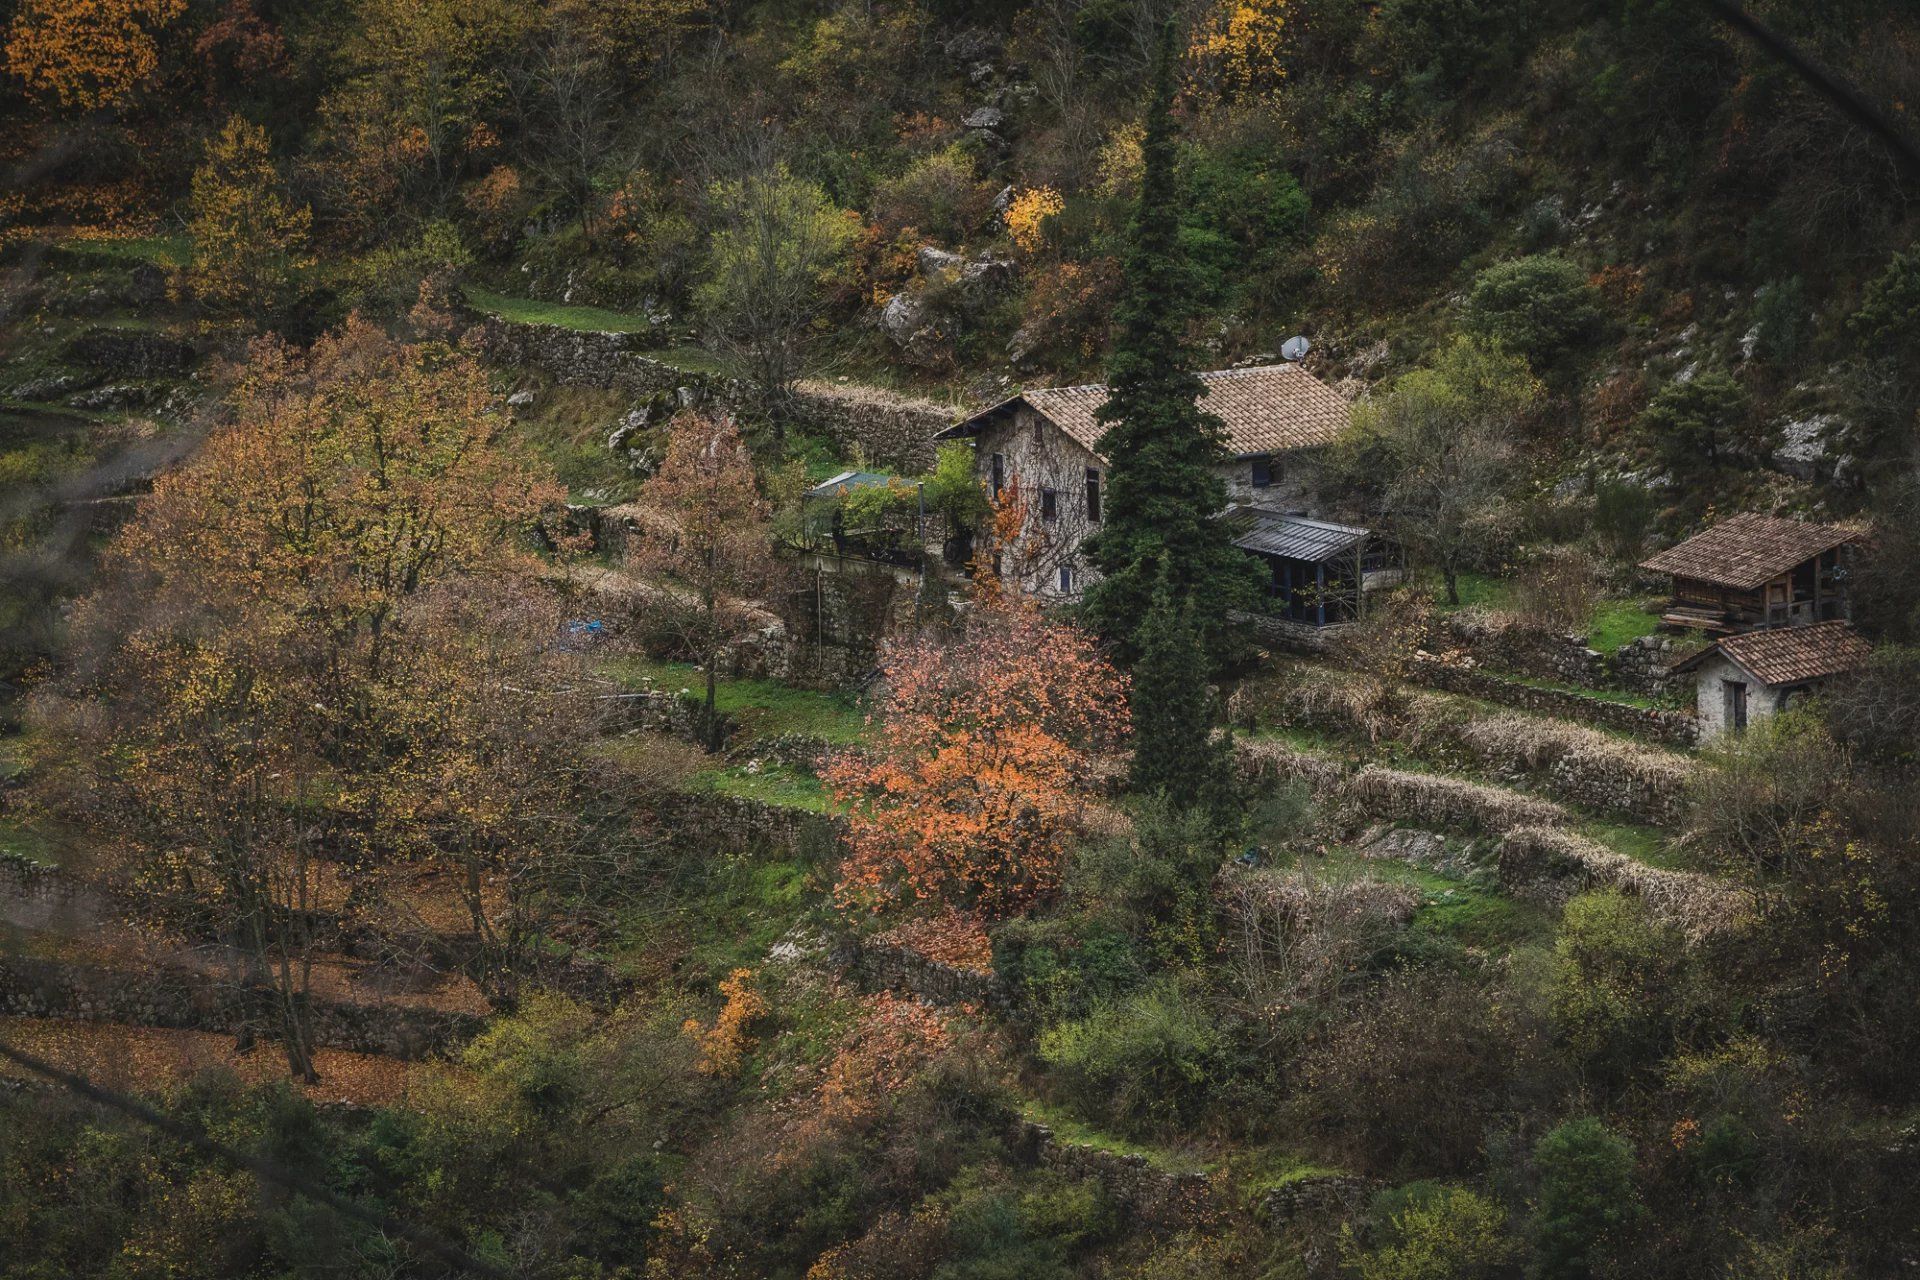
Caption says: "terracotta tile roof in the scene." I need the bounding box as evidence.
[1674,620,1872,687]
[1639,512,1856,590]
[936,364,1352,459]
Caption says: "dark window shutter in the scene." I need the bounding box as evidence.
[1085,467,1101,522]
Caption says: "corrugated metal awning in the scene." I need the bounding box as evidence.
[1224,508,1369,562]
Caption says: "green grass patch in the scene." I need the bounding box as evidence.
[463,284,658,334]
[58,235,189,268]
[1018,1099,1212,1175]
[691,764,839,813]
[1434,570,1516,613]
[1580,819,1694,871]
[600,656,868,744]
[1489,669,1660,710]
[1587,598,1663,655]
[0,818,58,867]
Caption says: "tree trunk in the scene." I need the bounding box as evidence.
[1444,567,1461,606]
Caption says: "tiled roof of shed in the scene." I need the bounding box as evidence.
[1223,507,1370,563]
[1673,620,1872,687]
[935,364,1352,459]
[1638,512,1855,590]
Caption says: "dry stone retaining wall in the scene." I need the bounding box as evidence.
[1012,1121,1215,1230]
[0,955,482,1057]
[1414,659,1698,748]
[842,938,1003,1010]
[475,318,957,471]
[1495,825,1752,940]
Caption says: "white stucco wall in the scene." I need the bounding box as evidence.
[1691,654,1789,739]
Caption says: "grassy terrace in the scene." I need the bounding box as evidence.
[600,655,868,744]
[1435,573,1665,659]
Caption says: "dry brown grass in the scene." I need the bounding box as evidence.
[1495,825,1752,941]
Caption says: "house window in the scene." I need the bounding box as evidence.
[1059,564,1075,593]
[1725,679,1749,733]
[1040,487,1058,522]
[1250,455,1274,488]
[990,452,1004,499]
[1085,468,1101,522]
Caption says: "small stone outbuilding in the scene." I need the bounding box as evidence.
[1670,619,1871,739]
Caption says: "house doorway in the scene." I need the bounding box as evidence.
[1724,679,1749,732]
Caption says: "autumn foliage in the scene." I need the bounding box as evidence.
[824,593,1128,920]
[3,0,185,110]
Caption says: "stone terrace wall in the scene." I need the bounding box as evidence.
[1414,659,1699,748]
[842,938,1003,1010]
[650,790,843,856]
[1011,1121,1215,1230]
[0,955,482,1057]
[1434,611,1692,701]
[474,318,958,472]
[1495,825,1752,940]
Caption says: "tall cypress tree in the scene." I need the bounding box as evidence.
[1081,18,1258,662]
[1129,560,1221,810]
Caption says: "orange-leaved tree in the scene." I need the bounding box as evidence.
[3,0,185,111]
[30,315,584,1079]
[824,582,1129,921]
[632,408,776,746]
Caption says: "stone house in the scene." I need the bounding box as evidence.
[1669,619,1870,738]
[932,363,1356,600]
[1639,513,1857,634]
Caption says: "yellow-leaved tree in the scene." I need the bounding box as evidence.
[184,116,312,314]
[30,317,591,1081]
[3,0,185,111]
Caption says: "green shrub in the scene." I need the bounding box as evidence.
[1343,1182,1520,1280]
[1592,479,1657,561]
[993,914,1146,1026]
[1546,891,1684,1078]
[1375,0,1534,88]
[872,144,995,244]
[1037,978,1224,1134]
[923,440,991,537]
[1463,254,1604,368]
[1848,245,1920,355]
[1639,372,1753,472]
[1531,1117,1641,1280]
[1750,277,1807,366]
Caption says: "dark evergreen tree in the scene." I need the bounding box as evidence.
[1081,18,1259,662]
[1129,560,1236,829]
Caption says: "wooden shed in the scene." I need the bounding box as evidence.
[1639,513,1855,634]
[1223,508,1401,627]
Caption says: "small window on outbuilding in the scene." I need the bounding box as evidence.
[990,452,1004,499]
[1250,455,1274,488]
[1085,468,1102,523]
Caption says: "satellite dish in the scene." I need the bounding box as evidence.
[1281,336,1311,362]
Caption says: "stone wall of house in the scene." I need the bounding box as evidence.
[974,405,1106,600]
[1011,1121,1215,1230]
[1413,659,1700,748]
[474,318,954,472]
[1219,446,1331,514]
[0,955,482,1057]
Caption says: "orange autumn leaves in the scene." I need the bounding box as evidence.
[5,0,185,110]
[824,590,1128,922]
